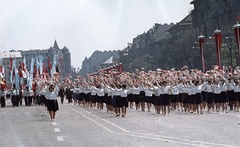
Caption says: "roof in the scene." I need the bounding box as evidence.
[154,24,174,41]
[0,52,22,59]
[103,56,113,64]
[53,40,59,49]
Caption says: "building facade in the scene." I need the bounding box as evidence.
[191,0,240,38]
[13,40,71,77]
[0,52,22,82]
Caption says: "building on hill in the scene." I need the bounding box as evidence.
[79,50,119,75]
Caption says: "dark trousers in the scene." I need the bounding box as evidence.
[1,96,5,107]
[12,95,19,107]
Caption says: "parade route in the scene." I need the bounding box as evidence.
[0,98,240,147]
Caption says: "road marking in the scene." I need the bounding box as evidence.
[1,108,12,115]
[67,105,239,147]
[68,106,113,133]
[54,128,60,133]
[52,122,57,125]
[57,136,64,141]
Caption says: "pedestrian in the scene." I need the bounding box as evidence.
[24,86,30,106]
[10,84,19,107]
[59,86,65,104]
[0,86,6,107]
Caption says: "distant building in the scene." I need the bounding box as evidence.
[79,50,119,75]
[0,52,22,82]
[12,40,71,77]
[168,14,192,36]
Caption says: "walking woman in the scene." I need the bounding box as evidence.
[41,83,59,121]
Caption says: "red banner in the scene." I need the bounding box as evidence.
[234,23,240,63]
[198,35,206,72]
[214,30,222,70]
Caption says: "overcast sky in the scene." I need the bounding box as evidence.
[0,0,193,68]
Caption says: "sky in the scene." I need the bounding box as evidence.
[0,0,193,68]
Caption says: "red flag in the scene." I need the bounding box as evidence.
[48,56,52,72]
[10,55,12,71]
[198,35,206,72]
[60,56,63,73]
[234,23,240,63]
[43,63,48,74]
[214,30,222,70]
[18,65,23,78]
[33,64,37,78]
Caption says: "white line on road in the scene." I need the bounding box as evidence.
[68,106,114,133]
[57,136,64,141]
[54,128,60,133]
[67,105,238,147]
[52,122,57,125]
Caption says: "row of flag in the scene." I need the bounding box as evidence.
[0,54,61,90]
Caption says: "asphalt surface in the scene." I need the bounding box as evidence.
[0,98,240,147]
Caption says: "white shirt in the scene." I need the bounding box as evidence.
[42,86,59,100]
[120,89,128,97]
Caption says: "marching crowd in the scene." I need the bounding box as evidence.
[1,65,240,119]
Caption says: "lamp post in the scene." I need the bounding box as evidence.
[214,29,223,70]
[233,23,240,65]
[198,35,206,72]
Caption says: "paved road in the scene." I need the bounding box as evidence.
[0,98,240,147]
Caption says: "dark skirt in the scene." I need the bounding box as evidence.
[91,95,96,103]
[213,93,220,103]
[139,91,146,102]
[145,96,153,103]
[227,90,234,102]
[169,95,178,103]
[202,91,206,102]
[189,94,196,104]
[133,94,140,104]
[127,94,134,102]
[115,96,122,107]
[47,99,59,112]
[220,91,228,103]
[98,96,105,103]
[234,92,240,102]
[162,94,170,106]
[206,92,213,104]
[121,97,128,107]
[195,93,202,104]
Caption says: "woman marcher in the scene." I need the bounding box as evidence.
[233,79,240,111]
[206,79,214,111]
[144,84,153,112]
[41,83,59,121]
[133,84,141,110]
[194,79,204,114]
[120,84,128,117]
[96,85,105,111]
